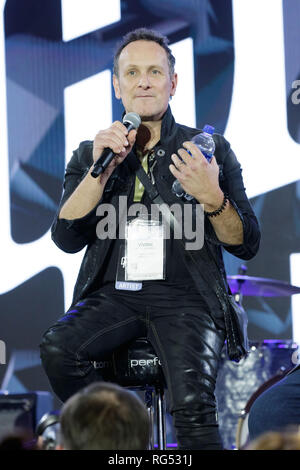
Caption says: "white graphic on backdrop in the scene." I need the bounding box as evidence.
[225,0,300,198]
[61,0,121,42]
[169,38,196,128]
[0,0,83,309]
[291,254,300,344]
[64,70,112,165]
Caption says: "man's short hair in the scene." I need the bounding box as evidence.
[60,382,150,450]
[113,27,176,78]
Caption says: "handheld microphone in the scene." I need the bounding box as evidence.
[91,112,141,178]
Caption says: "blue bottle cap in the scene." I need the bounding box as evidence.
[203,124,215,135]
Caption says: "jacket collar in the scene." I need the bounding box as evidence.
[159,105,177,145]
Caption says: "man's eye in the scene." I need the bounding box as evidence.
[128,70,136,76]
[152,69,160,75]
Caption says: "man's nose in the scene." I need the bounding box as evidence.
[138,73,151,88]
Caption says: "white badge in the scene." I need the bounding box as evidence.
[125,218,165,281]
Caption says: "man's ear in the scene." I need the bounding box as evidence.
[170,73,178,98]
[113,74,121,100]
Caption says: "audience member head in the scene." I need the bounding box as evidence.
[246,430,300,450]
[0,430,37,450]
[59,382,150,450]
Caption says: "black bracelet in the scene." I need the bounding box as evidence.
[205,194,228,217]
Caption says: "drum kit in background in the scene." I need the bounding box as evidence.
[215,270,300,450]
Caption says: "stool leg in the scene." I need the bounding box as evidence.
[145,389,154,450]
[156,386,166,450]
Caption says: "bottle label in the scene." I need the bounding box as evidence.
[186,147,212,162]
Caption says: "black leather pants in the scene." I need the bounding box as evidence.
[39,291,226,450]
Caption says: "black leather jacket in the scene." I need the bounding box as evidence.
[51,106,260,311]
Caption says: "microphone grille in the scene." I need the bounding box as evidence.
[123,112,141,129]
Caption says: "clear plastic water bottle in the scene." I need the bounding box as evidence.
[172,124,215,201]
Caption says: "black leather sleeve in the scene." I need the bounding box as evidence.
[205,134,261,260]
[51,141,103,253]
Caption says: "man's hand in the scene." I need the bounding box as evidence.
[169,141,223,210]
[93,121,137,185]
[169,140,244,245]
[59,122,136,221]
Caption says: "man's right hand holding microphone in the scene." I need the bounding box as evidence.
[59,114,140,221]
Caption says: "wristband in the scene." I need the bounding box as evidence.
[205,193,228,217]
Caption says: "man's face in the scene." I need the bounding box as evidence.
[113,40,177,121]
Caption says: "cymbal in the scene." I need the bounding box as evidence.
[227,275,300,297]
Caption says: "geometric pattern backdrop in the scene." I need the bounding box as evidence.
[0,0,299,429]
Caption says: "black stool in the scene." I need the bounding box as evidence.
[93,338,167,450]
